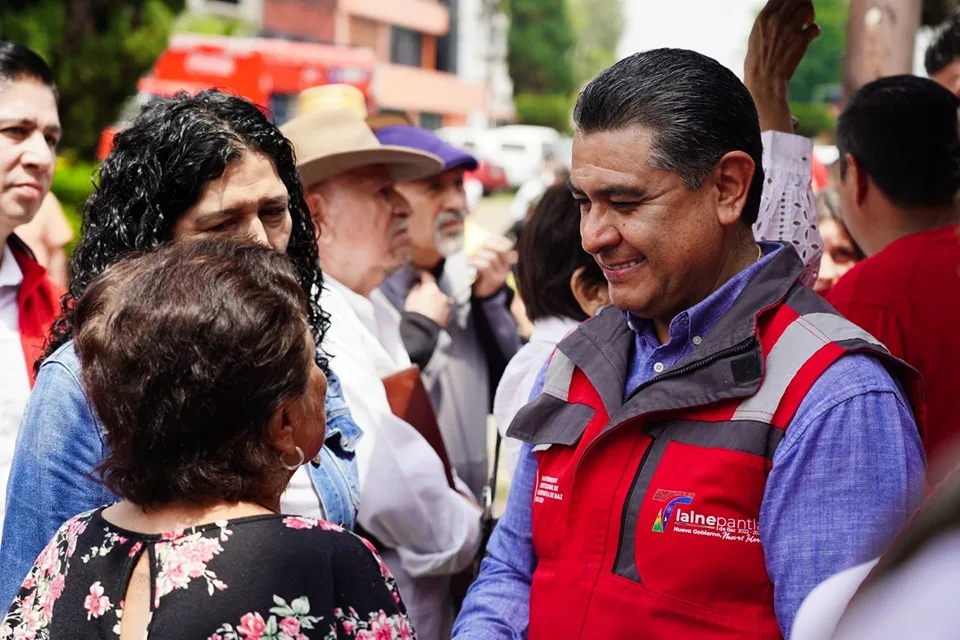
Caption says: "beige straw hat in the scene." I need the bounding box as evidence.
[280,107,442,188]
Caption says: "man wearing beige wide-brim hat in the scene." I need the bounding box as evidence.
[282,107,483,640]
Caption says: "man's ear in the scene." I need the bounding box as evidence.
[844,153,869,207]
[305,186,331,244]
[713,151,756,227]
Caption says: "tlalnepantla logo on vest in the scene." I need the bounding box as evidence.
[651,488,760,544]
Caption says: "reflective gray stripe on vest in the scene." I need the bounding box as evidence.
[543,351,576,402]
[732,312,886,422]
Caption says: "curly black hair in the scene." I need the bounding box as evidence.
[43,89,330,370]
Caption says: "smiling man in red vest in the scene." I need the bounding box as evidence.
[453,23,925,640]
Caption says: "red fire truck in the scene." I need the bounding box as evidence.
[98,34,377,159]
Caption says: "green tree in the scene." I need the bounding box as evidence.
[0,0,184,160]
[507,0,576,131]
[787,0,849,102]
[175,11,257,37]
[568,0,624,86]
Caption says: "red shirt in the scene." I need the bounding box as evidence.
[10,237,63,386]
[828,226,960,466]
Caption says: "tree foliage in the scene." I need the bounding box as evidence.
[175,11,257,37]
[568,0,624,86]
[507,0,576,94]
[506,0,576,130]
[0,0,184,160]
[514,92,573,132]
[788,0,849,102]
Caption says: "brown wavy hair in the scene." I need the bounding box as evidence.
[74,239,312,508]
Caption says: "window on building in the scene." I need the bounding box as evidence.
[391,27,423,67]
[436,0,458,73]
[419,112,443,131]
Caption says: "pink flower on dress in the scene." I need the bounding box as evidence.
[83,581,112,619]
[281,516,317,530]
[397,614,415,640]
[237,612,266,639]
[317,520,343,532]
[356,610,398,640]
[63,516,89,559]
[129,541,143,558]
[278,616,300,637]
[39,573,66,619]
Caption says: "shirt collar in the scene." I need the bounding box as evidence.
[0,242,24,289]
[324,276,378,335]
[530,316,580,344]
[625,242,785,347]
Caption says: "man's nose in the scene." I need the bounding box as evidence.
[445,185,468,213]
[21,131,55,174]
[580,207,619,256]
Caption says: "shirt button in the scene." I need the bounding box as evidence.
[692,336,703,346]
[653,362,665,374]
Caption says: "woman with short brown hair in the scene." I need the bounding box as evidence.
[2,239,414,640]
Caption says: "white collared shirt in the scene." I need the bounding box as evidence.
[0,242,31,538]
[493,316,580,485]
[321,276,481,640]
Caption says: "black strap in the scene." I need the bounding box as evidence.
[478,431,503,563]
[489,431,503,506]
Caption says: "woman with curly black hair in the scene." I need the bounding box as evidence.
[0,90,364,607]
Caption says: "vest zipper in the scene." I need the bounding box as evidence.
[612,429,658,571]
[623,336,759,404]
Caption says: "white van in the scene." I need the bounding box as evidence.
[434,126,485,157]
[485,125,564,187]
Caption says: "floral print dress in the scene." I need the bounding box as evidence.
[1,508,416,639]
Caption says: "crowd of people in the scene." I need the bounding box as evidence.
[2,0,960,637]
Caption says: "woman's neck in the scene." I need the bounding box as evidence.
[102,499,278,535]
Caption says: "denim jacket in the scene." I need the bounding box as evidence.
[0,340,361,607]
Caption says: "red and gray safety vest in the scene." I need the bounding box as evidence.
[507,247,923,639]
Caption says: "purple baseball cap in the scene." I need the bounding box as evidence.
[374,125,479,175]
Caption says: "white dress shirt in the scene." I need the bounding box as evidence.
[321,277,482,640]
[492,316,579,485]
[0,242,31,542]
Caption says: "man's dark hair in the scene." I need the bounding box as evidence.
[75,239,312,508]
[573,48,765,226]
[837,75,960,210]
[518,184,606,322]
[0,40,57,97]
[43,89,330,369]
[925,10,960,76]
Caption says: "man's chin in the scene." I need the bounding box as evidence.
[610,289,657,319]
[385,249,413,271]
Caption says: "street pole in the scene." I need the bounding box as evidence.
[843,0,923,102]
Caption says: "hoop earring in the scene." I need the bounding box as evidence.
[281,446,305,471]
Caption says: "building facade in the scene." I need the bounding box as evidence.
[187,0,511,127]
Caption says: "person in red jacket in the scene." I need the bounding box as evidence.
[828,75,960,469]
[0,41,63,464]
